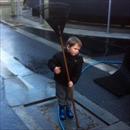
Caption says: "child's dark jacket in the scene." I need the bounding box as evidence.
[48,50,83,86]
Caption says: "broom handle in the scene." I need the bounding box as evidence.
[59,34,80,128]
[59,35,70,82]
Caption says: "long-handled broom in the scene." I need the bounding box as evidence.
[42,2,86,130]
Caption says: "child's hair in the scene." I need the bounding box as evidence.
[66,36,82,48]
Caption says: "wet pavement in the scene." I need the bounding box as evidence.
[0,51,118,130]
[1,19,130,130]
[19,26,130,57]
[0,75,28,130]
[35,99,107,130]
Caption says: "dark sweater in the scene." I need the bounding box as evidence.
[48,50,83,86]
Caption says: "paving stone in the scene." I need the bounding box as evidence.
[33,99,107,130]
[5,74,55,106]
[93,121,130,130]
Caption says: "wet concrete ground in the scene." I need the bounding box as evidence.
[0,76,28,130]
[1,22,130,129]
[0,57,118,130]
[31,99,107,130]
[19,26,130,57]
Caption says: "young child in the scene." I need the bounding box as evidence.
[48,36,83,120]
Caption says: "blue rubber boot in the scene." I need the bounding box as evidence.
[59,105,66,120]
[66,106,74,119]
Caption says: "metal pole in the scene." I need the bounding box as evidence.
[107,0,112,33]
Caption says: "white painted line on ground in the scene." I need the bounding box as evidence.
[64,28,130,40]
[83,56,118,74]
[1,49,33,76]
[1,49,34,89]
[18,76,34,89]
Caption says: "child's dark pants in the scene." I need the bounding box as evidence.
[56,82,73,107]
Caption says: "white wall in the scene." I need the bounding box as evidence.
[0,0,23,18]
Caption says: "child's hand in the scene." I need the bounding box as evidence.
[68,81,73,88]
[54,67,61,74]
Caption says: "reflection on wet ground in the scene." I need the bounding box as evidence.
[1,23,130,126]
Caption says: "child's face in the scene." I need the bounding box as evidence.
[68,43,81,56]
